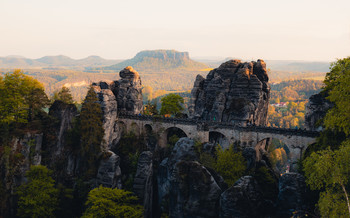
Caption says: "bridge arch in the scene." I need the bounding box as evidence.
[159,127,188,147]
[209,131,229,148]
[130,122,140,136]
[144,124,153,135]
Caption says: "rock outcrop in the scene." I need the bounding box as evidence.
[92,85,119,150]
[111,66,143,115]
[219,176,264,218]
[92,66,143,148]
[157,138,222,218]
[189,59,270,126]
[93,66,143,117]
[96,151,122,188]
[276,173,309,217]
[133,151,153,202]
[305,93,333,131]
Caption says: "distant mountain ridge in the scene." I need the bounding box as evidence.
[195,58,330,72]
[102,50,208,72]
[0,55,122,68]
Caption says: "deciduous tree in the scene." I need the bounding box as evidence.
[17,165,59,218]
[82,186,143,218]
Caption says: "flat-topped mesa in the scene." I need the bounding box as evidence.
[189,59,270,126]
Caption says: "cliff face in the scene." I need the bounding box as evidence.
[189,59,270,126]
[305,93,333,131]
[112,66,143,115]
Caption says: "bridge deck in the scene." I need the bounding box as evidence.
[118,114,319,138]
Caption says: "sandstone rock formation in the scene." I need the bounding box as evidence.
[305,93,333,131]
[189,59,270,126]
[276,173,309,217]
[92,66,143,148]
[220,176,264,218]
[96,151,122,188]
[93,66,143,117]
[92,86,119,150]
[111,66,143,115]
[133,151,153,203]
[157,138,222,218]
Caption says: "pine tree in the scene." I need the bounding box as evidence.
[80,86,104,176]
[53,87,74,104]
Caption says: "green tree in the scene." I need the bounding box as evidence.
[53,86,74,104]
[160,93,184,117]
[0,70,49,123]
[82,186,143,218]
[215,145,246,186]
[303,140,350,217]
[80,86,104,176]
[17,165,59,218]
[323,57,350,135]
[143,101,158,115]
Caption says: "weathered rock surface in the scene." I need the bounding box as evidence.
[220,176,264,218]
[111,66,143,115]
[133,151,153,202]
[276,173,309,217]
[96,151,122,188]
[157,138,222,218]
[189,59,270,126]
[305,93,333,131]
[242,147,256,171]
[92,85,119,150]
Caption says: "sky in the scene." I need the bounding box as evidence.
[0,0,349,61]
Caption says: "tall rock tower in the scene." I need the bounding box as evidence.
[189,59,270,126]
[92,66,143,149]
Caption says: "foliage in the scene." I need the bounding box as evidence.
[80,86,104,177]
[142,86,153,101]
[0,70,49,124]
[160,93,184,117]
[82,186,143,218]
[303,139,350,217]
[199,152,216,170]
[323,57,350,135]
[143,101,158,115]
[52,86,74,104]
[215,145,246,186]
[17,165,59,218]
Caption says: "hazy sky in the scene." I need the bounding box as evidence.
[0,0,349,61]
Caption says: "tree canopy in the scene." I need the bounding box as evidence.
[80,86,104,176]
[323,57,350,135]
[215,145,246,186]
[160,93,184,117]
[82,186,143,218]
[17,165,59,218]
[303,140,350,217]
[0,70,49,123]
[52,86,74,104]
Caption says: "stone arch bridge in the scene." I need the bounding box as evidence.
[117,114,319,163]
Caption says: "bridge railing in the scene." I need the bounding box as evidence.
[118,113,320,137]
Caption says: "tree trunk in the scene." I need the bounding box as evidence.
[340,183,350,217]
